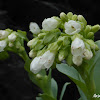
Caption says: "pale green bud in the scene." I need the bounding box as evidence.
[60,12,68,22]
[16,41,21,49]
[19,46,25,52]
[67,12,73,20]
[66,52,73,66]
[58,49,68,61]
[72,14,78,21]
[29,49,37,58]
[87,32,94,39]
[27,38,38,48]
[78,15,87,26]
[84,25,91,34]
[86,40,99,50]
[9,42,14,47]
[36,74,42,80]
[47,42,59,53]
[91,24,100,33]
[38,33,46,39]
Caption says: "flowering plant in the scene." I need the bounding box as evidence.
[0,12,100,100]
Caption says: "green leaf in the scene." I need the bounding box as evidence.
[56,64,88,96]
[78,98,83,100]
[51,78,58,99]
[0,51,9,60]
[77,86,87,100]
[60,82,70,100]
[36,97,43,100]
[40,94,56,100]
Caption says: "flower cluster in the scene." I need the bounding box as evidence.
[0,29,27,53]
[28,12,100,74]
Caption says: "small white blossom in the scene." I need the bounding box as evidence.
[83,49,93,60]
[8,34,17,42]
[42,18,59,31]
[64,20,81,35]
[73,55,83,66]
[0,30,9,39]
[71,38,85,57]
[0,40,7,52]
[29,22,40,34]
[30,50,55,74]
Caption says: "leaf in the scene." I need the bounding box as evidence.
[56,64,88,96]
[77,86,87,100]
[60,82,70,100]
[36,97,43,100]
[40,93,56,100]
[51,78,58,99]
[0,51,9,60]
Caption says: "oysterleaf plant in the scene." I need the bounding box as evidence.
[0,12,100,100]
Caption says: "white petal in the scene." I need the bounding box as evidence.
[29,22,40,34]
[71,38,85,56]
[83,49,93,60]
[30,56,44,74]
[41,50,55,69]
[0,30,9,39]
[73,55,83,66]
[0,40,7,52]
[42,18,58,31]
[8,34,17,42]
[64,20,81,35]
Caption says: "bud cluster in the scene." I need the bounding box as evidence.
[0,29,27,53]
[28,12,100,74]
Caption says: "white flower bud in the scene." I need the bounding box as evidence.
[71,38,85,57]
[0,40,7,52]
[41,50,55,69]
[64,20,81,35]
[42,18,59,31]
[83,49,93,60]
[9,42,14,47]
[29,50,37,58]
[0,30,9,39]
[29,22,40,34]
[73,55,83,66]
[8,34,17,42]
[30,50,55,74]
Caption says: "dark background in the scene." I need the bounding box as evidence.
[0,0,100,100]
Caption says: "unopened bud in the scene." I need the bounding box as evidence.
[72,14,77,21]
[86,40,97,50]
[36,74,42,80]
[60,12,68,22]
[87,32,94,39]
[78,15,87,26]
[67,12,73,19]
[38,33,46,39]
[8,32,17,42]
[58,49,68,61]
[29,49,37,58]
[84,25,91,34]
[91,25,100,33]
[9,42,14,47]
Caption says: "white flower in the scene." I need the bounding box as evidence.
[71,38,85,57]
[30,50,55,74]
[8,34,17,42]
[29,22,40,34]
[0,30,9,39]
[73,55,83,66]
[83,49,93,60]
[64,20,81,35]
[42,18,59,31]
[0,40,7,52]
